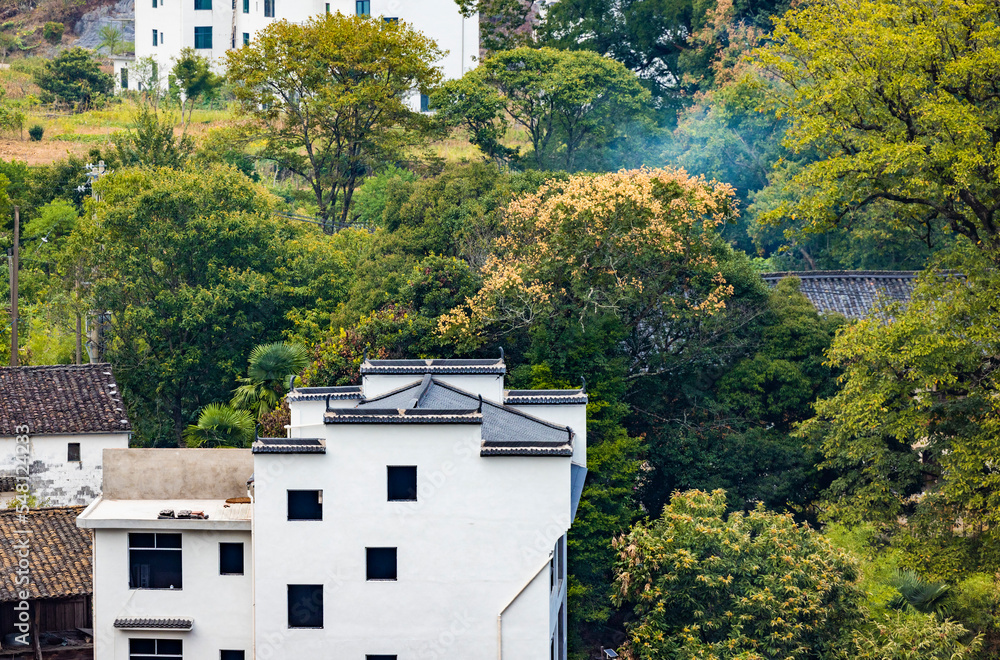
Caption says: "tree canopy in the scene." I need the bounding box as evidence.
[226,12,442,224]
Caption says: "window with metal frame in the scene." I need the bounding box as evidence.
[242,0,249,11]
[355,0,369,15]
[128,533,182,589]
[243,32,249,46]
[193,26,212,49]
[152,29,158,46]
[129,639,182,659]
[264,0,274,17]
[194,0,211,8]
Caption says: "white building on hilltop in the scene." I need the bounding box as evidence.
[79,356,588,660]
[132,0,478,106]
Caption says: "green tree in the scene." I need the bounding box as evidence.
[170,48,223,133]
[34,47,113,109]
[801,246,1000,577]
[754,0,1000,255]
[436,48,652,170]
[42,22,64,45]
[231,341,309,418]
[111,105,194,168]
[96,25,126,55]
[75,165,295,445]
[226,13,442,224]
[184,403,255,448]
[613,489,864,660]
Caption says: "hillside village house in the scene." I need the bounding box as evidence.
[78,356,587,660]
[0,365,131,507]
[131,0,479,109]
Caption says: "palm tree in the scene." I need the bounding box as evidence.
[888,569,951,617]
[97,25,125,56]
[231,342,309,418]
[184,404,255,448]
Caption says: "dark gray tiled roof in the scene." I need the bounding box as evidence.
[361,358,506,375]
[355,379,573,456]
[287,386,362,402]
[761,271,918,319]
[0,364,131,435]
[325,408,482,424]
[252,437,326,453]
[504,389,588,405]
[114,618,193,630]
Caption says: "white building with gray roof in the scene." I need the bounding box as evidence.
[80,356,587,660]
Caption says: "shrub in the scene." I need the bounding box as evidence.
[42,22,64,45]
[33,47,113,109]
[28,124,43,141]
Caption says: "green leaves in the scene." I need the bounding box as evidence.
[754,0,1000,254]
[33,47,113,109]
[184,403,255,448]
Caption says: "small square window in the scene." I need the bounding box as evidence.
[219,542,244,575]
[355,0,369,15]
[129,638,182,659]
[287,584,323,628]
[387,466,417,501]
[194,26,212,49]
[194,0,211,8]
[288,490,322,520]
[221,651,245,660]
[67,442,81,462]
[129,533,182,589]
[366,547,397,581]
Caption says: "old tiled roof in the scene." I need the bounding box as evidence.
[355,377,573,456]
[287,386,362,402]
[325,408,483,424]
[0,364,131,436]
[761,271,918,319]
[504,389,588,405]
[114,618,193,630]
[361,358,506,375]
[252,437,326,453]
[0,506,91,601]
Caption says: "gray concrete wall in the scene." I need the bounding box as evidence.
[102,448,253,500]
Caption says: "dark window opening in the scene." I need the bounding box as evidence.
[67,442,80,462]
[325,2,330,10]
[383,16,398,23]
[367,656,398,660]
[152,0,157,6]
[152,29,158,46]
[287,584,323,628]
[287,490,322,520]
[121,68,129,89]
[242,0,249,11]
[129,638,182,659]
[194,26,212,49]
[355,0,369,14]
[264,0,274,17]
[420,93,429,112]
[242,32,250,46]
[366,547,397,581]
[220,651,245,660]
[219,542,244,575]
[194,0,211,8]
[387,466,417,501]
[128,533,182,589]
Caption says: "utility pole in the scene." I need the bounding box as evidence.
[9,206,18,366]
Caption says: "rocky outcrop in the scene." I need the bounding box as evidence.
[73,0,134,51]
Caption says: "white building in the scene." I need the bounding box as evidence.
[79,356,588,659]
[133,0,479,107]
[0,364,131,507]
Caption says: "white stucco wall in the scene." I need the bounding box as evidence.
[507,403,587,465]
[363,373,505,401]
[134,0,479,109]
[0,433,128,506]
[91,527,253,660]
[252,421,571,659]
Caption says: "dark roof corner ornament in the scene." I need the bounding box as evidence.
[477,394,483,413]
[255,423,262,443]
[288,374,297,392]
[581,376,587,394]
[363,346,369,363]
[499,346,505,362]
[325,393,332,410]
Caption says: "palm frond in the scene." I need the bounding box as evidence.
[184,403,255,448]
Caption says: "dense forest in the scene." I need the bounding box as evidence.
[2,0,1000,657]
